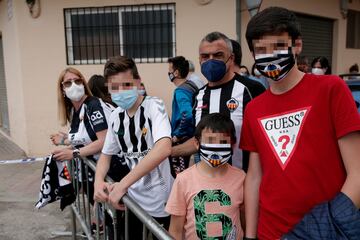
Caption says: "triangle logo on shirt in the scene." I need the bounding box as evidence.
[258,107,311,170]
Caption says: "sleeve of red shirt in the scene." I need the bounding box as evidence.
[330,77,360,139]
[165,175,186,216]
[239,105,258,152]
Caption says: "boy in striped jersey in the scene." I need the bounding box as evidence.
[94,56,174,239]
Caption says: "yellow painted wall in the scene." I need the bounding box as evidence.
[1,0,359,156]
[0,0,236,156]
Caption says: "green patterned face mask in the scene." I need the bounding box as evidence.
[199,143,232,167]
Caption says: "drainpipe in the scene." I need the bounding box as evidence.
[236,0,241,42]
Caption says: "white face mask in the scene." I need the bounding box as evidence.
[64,83,85,101]
[311,68,325,75]
[254,68,261,76]
[138,90,146,96]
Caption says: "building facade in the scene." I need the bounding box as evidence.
[0,0,359,156]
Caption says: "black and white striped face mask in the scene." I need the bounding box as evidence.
[254,47,295,81]
[199,143,232,168]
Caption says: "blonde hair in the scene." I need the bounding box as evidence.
[57,67,93,126]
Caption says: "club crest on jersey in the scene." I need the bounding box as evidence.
[258,107,311,170]
[142,127,147,136]
[226,98,239,112]
[60,165,71,181]
[115,129,124,136]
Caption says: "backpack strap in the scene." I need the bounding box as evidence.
[178,80,199,95]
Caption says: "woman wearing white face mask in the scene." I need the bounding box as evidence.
[51,67,129,207]
[311,56,331,75]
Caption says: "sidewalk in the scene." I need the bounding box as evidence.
[0,132,73,240]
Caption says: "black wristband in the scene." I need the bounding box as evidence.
[243,237,258,240]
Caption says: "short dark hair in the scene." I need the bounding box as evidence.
[104,55,140,81]
[349,63,359,73]
[230,39,242,67]
[88,74,114,105]
[168,56,189,78]
[194,113,236,144]
[88,75,107,99]
[311,56,331,74]
[201,31,233,53]
[246,7,301,52]
[297,55,309,65]
[239,65,249,75]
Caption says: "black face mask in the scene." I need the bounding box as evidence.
[254,47,295,81]
[168,72,176,82]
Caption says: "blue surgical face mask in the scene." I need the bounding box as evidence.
[111,89,138,110]
[138,89,146,96]
[201,58,229,82]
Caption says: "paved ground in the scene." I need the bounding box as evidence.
[0,132,74,239]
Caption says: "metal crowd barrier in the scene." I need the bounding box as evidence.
[67,156,173,240]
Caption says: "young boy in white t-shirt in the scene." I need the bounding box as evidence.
[93,56,173,239]
[166,113,246,240]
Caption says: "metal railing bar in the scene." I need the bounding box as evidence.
[77,157,173,240]
[71,204,94,240]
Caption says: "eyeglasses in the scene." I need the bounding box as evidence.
[62,78,83,88]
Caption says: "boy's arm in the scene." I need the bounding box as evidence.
[169,215,186,240]
[339,131,360,208]
[244,152,262,238]
[171,137,198,157]
[94,153,112,202]
[108,137,172,209]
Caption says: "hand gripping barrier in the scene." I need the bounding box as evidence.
[67,156,173,240]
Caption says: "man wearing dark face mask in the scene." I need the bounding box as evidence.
[167,56,198,177]
[171,31,258,171]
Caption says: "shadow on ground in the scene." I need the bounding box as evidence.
[0,132,75,240]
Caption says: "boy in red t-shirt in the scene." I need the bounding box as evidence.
[166,113,246,240]
[241,6,360,240]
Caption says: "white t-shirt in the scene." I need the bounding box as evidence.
[102,96,173,217]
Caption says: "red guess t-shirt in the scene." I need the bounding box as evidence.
[240,74,360,239]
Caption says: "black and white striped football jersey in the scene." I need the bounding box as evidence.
[102,96,173,217]
[194,75,253,169]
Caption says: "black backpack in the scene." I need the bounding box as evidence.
[178,80,199,104]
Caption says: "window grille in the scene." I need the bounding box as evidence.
[64,3,176,65]
[346,10,360,49]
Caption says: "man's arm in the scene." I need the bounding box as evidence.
[244,152,262,238]
[108,137,172,209]
[171,137,198,157]
[339,131,360,208]
[94,153,112,202]
[168,215,185,240]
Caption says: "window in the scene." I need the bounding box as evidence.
[64,4,176,65]
[346,10,360,49]
[296,13,333,65]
